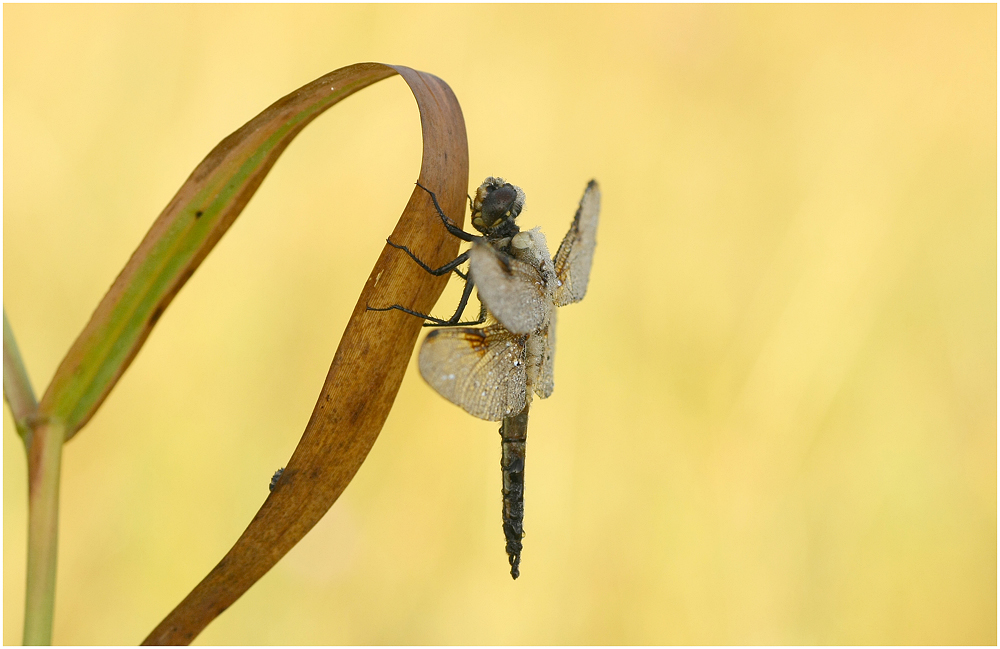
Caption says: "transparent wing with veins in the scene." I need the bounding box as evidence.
[553,180,601,307]
[533,309,556,399]
[469,241,550,335]
[418,324,529,422]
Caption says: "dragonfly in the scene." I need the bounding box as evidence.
[370,176,528,327]
[371,178,600,579]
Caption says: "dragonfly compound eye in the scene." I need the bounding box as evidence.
[479,184,522,228]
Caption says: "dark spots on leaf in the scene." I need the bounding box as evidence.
[195,210,204,219]
[149,306,165,326]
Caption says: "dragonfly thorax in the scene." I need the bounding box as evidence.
[511,228,557,296]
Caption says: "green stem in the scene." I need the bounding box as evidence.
[5,310,60,645]
[23,418,64,646]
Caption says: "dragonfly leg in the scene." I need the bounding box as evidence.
[415,181,476,242]
[367,273,485,327]
[386,239,468,280]
[421,276,487,327]
[422,301,486,328]
[365,303,486,327]
[369,182,489,326]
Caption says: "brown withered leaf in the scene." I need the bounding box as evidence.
[135,63,468,644]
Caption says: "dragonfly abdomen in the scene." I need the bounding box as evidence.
[500,405,529,579]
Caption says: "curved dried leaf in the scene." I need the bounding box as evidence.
[39,62,458,441]
[41,63,467,644]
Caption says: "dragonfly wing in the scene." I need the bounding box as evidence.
[533,310,556,399]
[418,325,528,421]
[552,180,601,307]
[470,242,550,334]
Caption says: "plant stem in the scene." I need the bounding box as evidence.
[4,310,61,643]
[23,417,64,646]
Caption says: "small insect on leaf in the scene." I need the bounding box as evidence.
[269,468,285,493]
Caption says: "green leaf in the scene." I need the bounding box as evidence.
[3,309,38,444]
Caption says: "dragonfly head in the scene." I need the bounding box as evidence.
[471,177,525,237]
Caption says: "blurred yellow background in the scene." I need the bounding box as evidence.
[3,4,995,645]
